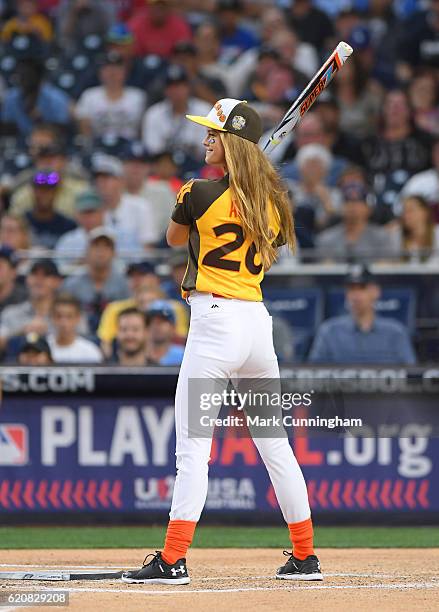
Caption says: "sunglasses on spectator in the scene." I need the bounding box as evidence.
[32,172,61,187]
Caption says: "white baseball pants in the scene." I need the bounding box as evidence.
[169,291,311,524]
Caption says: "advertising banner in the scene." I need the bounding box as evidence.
[0,396,437,514]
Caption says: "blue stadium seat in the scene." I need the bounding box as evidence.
[326,287,417,333]
[264,288,324,362]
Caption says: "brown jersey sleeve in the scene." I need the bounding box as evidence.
[172,179,196,226]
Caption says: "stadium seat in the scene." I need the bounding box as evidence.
[263,288,324,362]
[326,287,417,333]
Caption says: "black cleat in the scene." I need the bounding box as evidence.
[121,551,190,585]
[276,551,323,581]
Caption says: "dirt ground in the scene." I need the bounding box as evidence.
[0,549,438,612]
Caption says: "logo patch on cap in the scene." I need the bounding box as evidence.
[231,115,246,130]
[215,102,226,122]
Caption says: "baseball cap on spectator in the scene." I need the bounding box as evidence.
[18,333,52,359]
[127,261,156,276]
[94,135,130,158]
[122,141,149,162]
[36,143,65,158]
[345,264,375,286]
[165,64,189,85]
[98,49,125,67]
[217,0,243,11]
[173,41,197,56]
[296,144,332,171]
[30,259,61,277]
[75,190,103,212]
[0,245,17,267]
[147,300,176,324]
[106,23,134,45]
[341,182,370,204]
[91,154,123,177]
[32,169,61,188]
[88,226,116,246]
[348,25,371,50]
[258,44,281,61]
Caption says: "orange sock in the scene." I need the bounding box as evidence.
[162,520,197,565]
[288,517,314,560]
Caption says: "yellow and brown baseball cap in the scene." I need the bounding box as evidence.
[186,98,262,144]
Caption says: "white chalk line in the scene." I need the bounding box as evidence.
[0,564,402,580]
[1,581,439,596]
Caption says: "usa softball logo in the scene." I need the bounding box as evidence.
[231,115,246,130]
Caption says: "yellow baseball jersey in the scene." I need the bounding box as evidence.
[171,174,283,301]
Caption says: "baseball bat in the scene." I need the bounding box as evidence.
[262,41,353,155]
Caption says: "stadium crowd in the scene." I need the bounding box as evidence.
[0,0,437,365]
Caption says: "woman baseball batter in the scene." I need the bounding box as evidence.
[122,99,322,584]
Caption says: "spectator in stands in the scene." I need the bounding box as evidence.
[332,53,382,140]
[1,0,53,43]
[0,214,32,275]
[0,214,30,252]
[287,144,342,246]
[105,22,165,93]
[92,153,156,249]
[193,21,231,95]
[361,89,432,198]
[62,227,130,333]
[281,113,347,186]
[17,333,53,365]
[396,0,439,81]
[148,150,183,195]
[215,0,259,65]
[75,50,146,141]
[400,137,439,221]
[57,0,113,51]
[309,265,416,365]
[0,247,27,315]
[97,261,164,357]
[1,57,71,136]
[121,142,164,244]
[286,0,334,53]
[316,183,398,262]
[25,170,77,249]
[142,65,210,164]
[408,70,439,136]
[314,96,365,167]
[162,250,188,300]
[242,52,307,126]
[128,0,191,58]
[55,190,136,269]
[112,307,152,366]
[0,259,61,351]
[390,196,439,262]
[10,133,89,219]
[48,292,103,363]
[172,40,228,105]
[145,300,184,365]
[270,28,318,81]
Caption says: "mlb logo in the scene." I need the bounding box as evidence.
[0,424,29,465]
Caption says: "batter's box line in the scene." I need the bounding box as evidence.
[199,573,405,581]
[0,566,407,580]
[4,581,439,595]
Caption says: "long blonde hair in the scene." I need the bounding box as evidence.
[220,131,295,269]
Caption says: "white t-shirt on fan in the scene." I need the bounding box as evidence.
[48,335,103,364]
[105,193,159,246]
[75,86,146,140]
